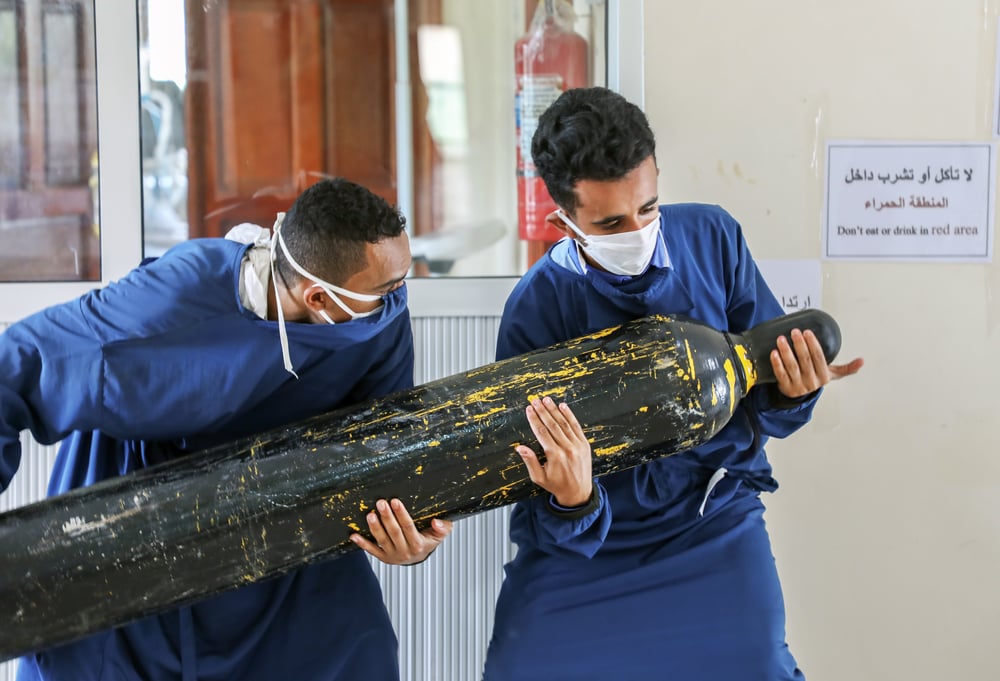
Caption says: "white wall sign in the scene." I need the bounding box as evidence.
[823,141,995,262]
[757,259,822,314]
[995,15,1000,138]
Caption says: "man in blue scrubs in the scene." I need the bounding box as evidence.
[483,88,863,680]
[0,178,452,681]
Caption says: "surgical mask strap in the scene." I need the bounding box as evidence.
[269,214,299,378]
[273,213,384,322]
[316,282,383,321]
[269,212,388,376]
[556,210,589,245]
[273,219,381,303]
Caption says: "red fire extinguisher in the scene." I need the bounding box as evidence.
[515,0,588,244]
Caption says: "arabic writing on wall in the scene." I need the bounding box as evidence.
[844,165,973,185]
[825,143,994,260]
[756,260,822,315]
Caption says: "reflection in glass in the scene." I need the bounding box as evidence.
[0,1,99,282]
[140,0,188,255]
[140,0,605,277]
[0,10,21,188]
[44,12,83,185]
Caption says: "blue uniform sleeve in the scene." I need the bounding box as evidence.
[722,216,820,438]
[497,279,612,556]
[512,484,611,559]
[0,300,105,492]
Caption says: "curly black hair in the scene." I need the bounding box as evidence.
[531,87,657,214]
[276,177,406,286]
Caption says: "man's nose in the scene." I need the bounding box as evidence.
[621,216,645,231]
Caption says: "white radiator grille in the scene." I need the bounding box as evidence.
[0,435,59,681]
[373,315,515,681]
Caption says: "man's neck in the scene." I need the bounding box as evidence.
[267,271,309,322]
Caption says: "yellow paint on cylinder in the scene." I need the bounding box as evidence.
[734,344,758,390]
[594,443,630,457]
[472,406,506,421]
[685,339,696,379]
[723,360,738,413]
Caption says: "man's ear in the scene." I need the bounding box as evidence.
[545,209,573,238]
[302,284,327,312]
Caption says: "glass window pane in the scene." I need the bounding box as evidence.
[44,11,83,185]
[0,1,99,283]
[140,0,606,276]
[0,9,21,188]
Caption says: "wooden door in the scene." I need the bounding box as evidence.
[185,0,439,239]
[0,0,99,282]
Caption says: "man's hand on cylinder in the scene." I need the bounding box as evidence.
[771,328,864,398]
[350,499,453,565]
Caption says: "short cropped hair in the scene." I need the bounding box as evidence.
[531,87,657,214]
[276,177,406,286]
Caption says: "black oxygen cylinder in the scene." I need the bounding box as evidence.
[0,308,840,660]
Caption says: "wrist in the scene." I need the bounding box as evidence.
[554,487,591,508]
[546,485,600,520]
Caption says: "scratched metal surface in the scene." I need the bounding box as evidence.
[0,308,843,671]
[0,313,763,659]
[0,317,509,681]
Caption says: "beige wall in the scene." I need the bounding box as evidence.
[644,2,1000,679]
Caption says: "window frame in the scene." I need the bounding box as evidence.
[409,0,644,318]
[0,0,141,322]
[0,0,644,322]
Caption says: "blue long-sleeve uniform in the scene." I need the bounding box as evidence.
[0,238,414,681]
[483,204,817,681]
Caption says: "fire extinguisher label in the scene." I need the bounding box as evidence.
[516,74,564,177]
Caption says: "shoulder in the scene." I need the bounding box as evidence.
[497,251,587,358]
[662,203,742,236]
[504,244,581,312]
[148,238,249,275]
[118,238,246,291]
[661,203,748,259]
[81,239,249,341]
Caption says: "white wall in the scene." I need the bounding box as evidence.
[644,2,1000,679]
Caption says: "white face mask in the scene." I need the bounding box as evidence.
[557,210,661,276]
[269,212,385,376]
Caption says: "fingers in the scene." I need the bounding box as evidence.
[830,356,864,379]
[349,499,451,565]
[349,531,384,560]
[770,336,795,389]
[802,330,830,385]
[772,333,797,376]
[362,500,394,552]
[526,397,575,444]
[383,498,419,547]
[524,403,556,452]
[516,444,546,485]
[516,397,593,507]
[557,401,585,438]
[428,518,454,540]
